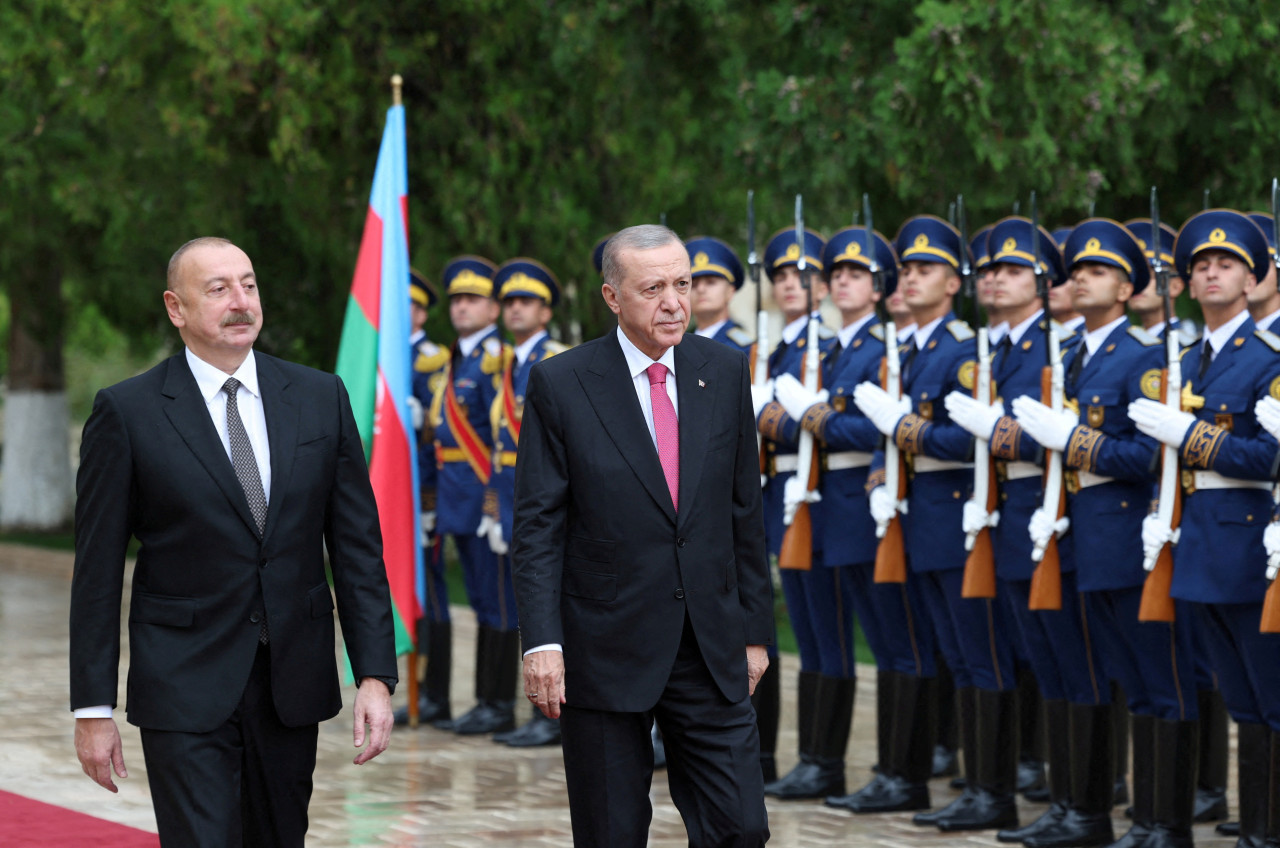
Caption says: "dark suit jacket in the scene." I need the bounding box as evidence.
[511,331,773,713]
[69,351,397,732]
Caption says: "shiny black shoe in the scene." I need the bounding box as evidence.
[913,789,976,827]
[933,745,958,778]
[935,786,1019,832]
[763,759,845,800]
[1022,809,1114,848]
[998,802,1068,843]
[1193,786,1227,822]
[1019,756,1049,800]
[1216,821,1240,837]
[826,775,929,813]
[496,712,561,747]
[452,701,515,735]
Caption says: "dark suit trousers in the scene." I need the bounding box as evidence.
[559,614,770,848]
[140,644,319,848]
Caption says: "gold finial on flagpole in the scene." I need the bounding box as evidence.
[391,74,403,106]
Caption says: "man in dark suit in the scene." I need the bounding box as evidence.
[70,237,397,847]
[512,224,774,847]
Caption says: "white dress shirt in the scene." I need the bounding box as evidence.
[513,330,548,367]
[1257,308,1280,333]
[75,348,272,719]
[838,313,875,349]
[457,324,498,358]
[1202,309,1251,363]
[695,318,728,339]
[1007,309,1043,347]
[1080,315,1129,364]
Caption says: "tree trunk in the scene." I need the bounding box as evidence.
[1,257,73,531]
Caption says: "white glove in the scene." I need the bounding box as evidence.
[1012,396,1078,452]
[962,500,1000,549]
[944,391,1005,441]
[406,395,425,431]
[853,383,912,437]
[782,473,821,526]
[1140,512,1179,571]
[774,373,829,421]
[421,510,436,545]
[1256,397,1280,440]
[1028,507,1070,553]
[487,517,508,556]
[1266,522,1280,581]
[751,380,775,419]
[1128,398,1196,448]
[477,514,496,539]
[868,485,897,538]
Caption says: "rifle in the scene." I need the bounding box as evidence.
[958,196,997,598]
[779,194,821,570]
[1139,186,1181,623]
[1263,178,1280,634]
[1028,193,1065,611]
[867,194,907,584]
[748,191,770,480]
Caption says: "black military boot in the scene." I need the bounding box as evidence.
[1194,688,1228,823]
[1111,682,1130,807]
[934,660,960,779]
[1024,702,1115,848]
[936,687,1019,832]
[1143,718,1197,848]
[453,627,517,735]
[393,619,453,727]
[828,669,894,810]
[751,660,781,783]
[1108,713,1154,848]
[766,673,852,799]
[449,626,491,733]
[999,698,1070,843]
[827,671,932,813]
[1233,721,1269,848]
[1019,667,1050,802]
[915,686,977,826]
[764,670,819,797]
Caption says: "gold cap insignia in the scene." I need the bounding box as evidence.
[1086,237,1102,252]
[914,233,930,248]
[1209,228,1227,244]
[1003,237,1018,253]
[693,251,711,271]
[785,243,801,260]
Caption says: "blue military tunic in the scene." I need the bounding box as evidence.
[705,320,754,358]
[412,332,452,623]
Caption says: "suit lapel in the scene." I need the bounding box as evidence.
[160,355,261,537]
[257,354,299,543]
[675,341,712,530]
[580,333,676,522]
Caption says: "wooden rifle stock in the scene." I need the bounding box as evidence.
[1261,576,1280,633]
[1139,367,1179,622]
[874,357,908,583]
[962,337,997,599]
[1028,365,1063,610]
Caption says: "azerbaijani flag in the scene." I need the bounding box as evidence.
[334,99,420,657]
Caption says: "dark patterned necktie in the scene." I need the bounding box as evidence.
[224,378,268,643]
[1197,341,1213,384]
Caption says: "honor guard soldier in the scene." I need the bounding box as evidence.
[1248,212,1280,332]
[774,227,942,815]
[1128,210,1280,848]
[429,255,520,735]
[1127,220,1199,346]
[395,271,454,727]
[1001,219,1174,848]
[686,236,754,355]
[854,215,1022,832]
[755,224,842,800]
[483,258,569,748]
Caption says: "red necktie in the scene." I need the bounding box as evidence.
[646,363,679,512]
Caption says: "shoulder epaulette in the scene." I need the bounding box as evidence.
[414,343,450,374]
[946,319,975,342]
[541,339,571,359]
[726,326,755,347]
[1178,345,1194,361]
[818,324,837,340]
[869,324,885,341]
[1255,329,1280,352]
[1049,320,1076,342]
[480,337,513,375]
[1127,326,1160,347]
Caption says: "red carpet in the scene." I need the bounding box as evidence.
[0,790,159,847]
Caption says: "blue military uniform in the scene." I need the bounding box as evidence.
[754,225,846,800]
[686,236,754,356]
[429,255,521,736]
[1144,211,1280,847]
[874,215,1021,832]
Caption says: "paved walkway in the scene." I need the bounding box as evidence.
[1,544,1237,846]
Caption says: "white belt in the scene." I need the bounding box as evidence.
[1074,470,1114,489]
[825,451,872,470]
[1004,461,1040,481]
[912,456,974,473]
[1190,471,1273,492]
[773,454,799,473]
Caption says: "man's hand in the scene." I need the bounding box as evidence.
[751,380,775,419]
[75,717,126,792]
[746,645,769,696]
[523,650,567,719]
[421,510,436,545]
[1012,396,1077,452]
[406,396,425,431]
[773,373,828,421]
[945,392,1004,441]
[352,678,393,765]
[1128,398,1196,448]
[1265,522,1280,581]
[853,382,911,437]
[1141,512,1179,571]
[1256,397,1280,440]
